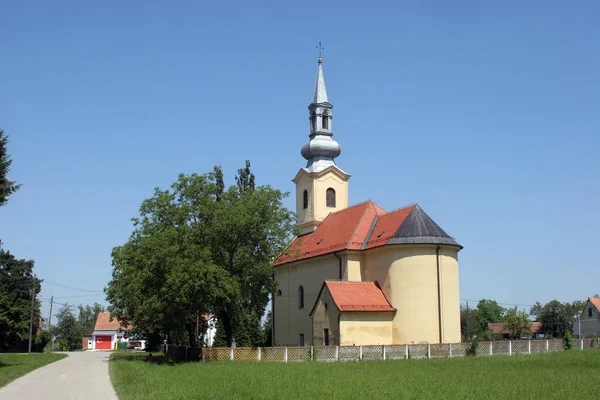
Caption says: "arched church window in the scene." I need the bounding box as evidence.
[276,289,282,296]
[298,286,304,309]
[322,114,329,129]
[326,188,336,208]
[303,190,308,209]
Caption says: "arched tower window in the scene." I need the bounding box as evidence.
[311,113,317,131]
[326,188,336,208]
[303,190,308,209]
[298,286,304,309]
[322,114,329,129]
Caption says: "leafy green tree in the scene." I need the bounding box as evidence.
[106,162,295,348]
[530,301,543,320]
[0,129,21,207]
[475,299,505,336]
[503,307,532,339]
[261,311,272,347]
[53,304,81,351]
[77,303,105,335]
[460,303,479,340]
[539,300,571,338]
[0,250,41,351]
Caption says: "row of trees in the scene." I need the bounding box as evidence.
[105,162,295,349]
[461,298,588,340]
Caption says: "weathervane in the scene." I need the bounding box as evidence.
[316,42,324,60]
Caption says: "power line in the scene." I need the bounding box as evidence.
[41,294,103,300]
[44,281,103,293]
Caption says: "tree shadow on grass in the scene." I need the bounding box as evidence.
[111,353,171,365]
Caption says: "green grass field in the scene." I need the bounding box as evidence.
[0,353,67,388]
[110,350,600,399]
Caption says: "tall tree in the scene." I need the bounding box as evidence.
[0,250,41,351]
[539,300,571,338]
[530,301,543,320]
[105,163,295,348]
[235,160,255,193]
[53,304,81,351]
[0,129,21,207]
[503,307,532,339]
[475,299,505,334]
[77,303,105,335]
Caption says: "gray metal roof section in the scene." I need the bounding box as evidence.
[389,205,462,247]
[91,330,118,336]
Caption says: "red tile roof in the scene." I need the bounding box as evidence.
[363,205,415,249]
[589,298,600,311]
[274,201,394,266]
[94,312,132,331]
[325,281,395,312]
[488,322,542,335]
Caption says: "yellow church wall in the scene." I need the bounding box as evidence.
[339,312,394,345]
[294,167,349,235]
[273,255,340,346]
[312,171,348,223]
[342,252,363,282]
[364,244,461,344]
[294,173,315,234]
[439,248,461,343]
[311,286,341,346]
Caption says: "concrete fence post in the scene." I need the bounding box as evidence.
[359,345,363,361]
[580,339,584,351]
[508,341,512,356]
[230,347,234,361]
[335,346,339,361]
[427,344,431,359]
[449,343,453,358]
[284,347,288,362]
[405,345,409,359]
[546,339,549,352]
[310,346,314,361]
[257,347,261,361]
[382,345,386,361]
[528,340,531,355]
[489,341,493,356]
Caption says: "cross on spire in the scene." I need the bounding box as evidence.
[316,42,324,61]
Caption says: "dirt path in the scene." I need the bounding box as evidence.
[0,351,118,400]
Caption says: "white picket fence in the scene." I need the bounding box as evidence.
[197,338,597,362]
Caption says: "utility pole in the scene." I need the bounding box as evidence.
[28,275,36,353]
[48,296,54,327]
[466,300,471,339]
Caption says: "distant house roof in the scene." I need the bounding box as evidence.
[312,281,396,314]
[274,201,460,266]
[588,298,600,312]
[488,322,542,335]
[94,312,131,331]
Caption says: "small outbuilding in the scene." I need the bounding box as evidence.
[91,312,131,350]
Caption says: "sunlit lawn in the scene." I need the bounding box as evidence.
[0,353,67,388]
[110,350,600,399]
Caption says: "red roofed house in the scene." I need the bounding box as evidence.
[92,312,131,350]
[272,55,463,347]
[488,322,543,339]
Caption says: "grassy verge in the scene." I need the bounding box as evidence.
[0,353,67,388]
[110,350,600,399]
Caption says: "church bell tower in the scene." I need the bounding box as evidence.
[294,48,351,235]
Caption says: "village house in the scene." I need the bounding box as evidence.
[272,55,463,347]
[574,298,600,338]
[91,312,131,350]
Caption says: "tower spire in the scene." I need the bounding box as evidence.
[301,48,341,172]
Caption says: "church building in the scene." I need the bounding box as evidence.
[272,55,463,347]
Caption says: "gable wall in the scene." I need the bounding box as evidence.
[312,286,341,346]
[273,255,339,346]
[579,301,600,338]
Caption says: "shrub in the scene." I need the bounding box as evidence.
[466,337,480,357]
[563,331,573,350]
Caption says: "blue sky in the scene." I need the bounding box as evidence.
[1,1,599,320]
